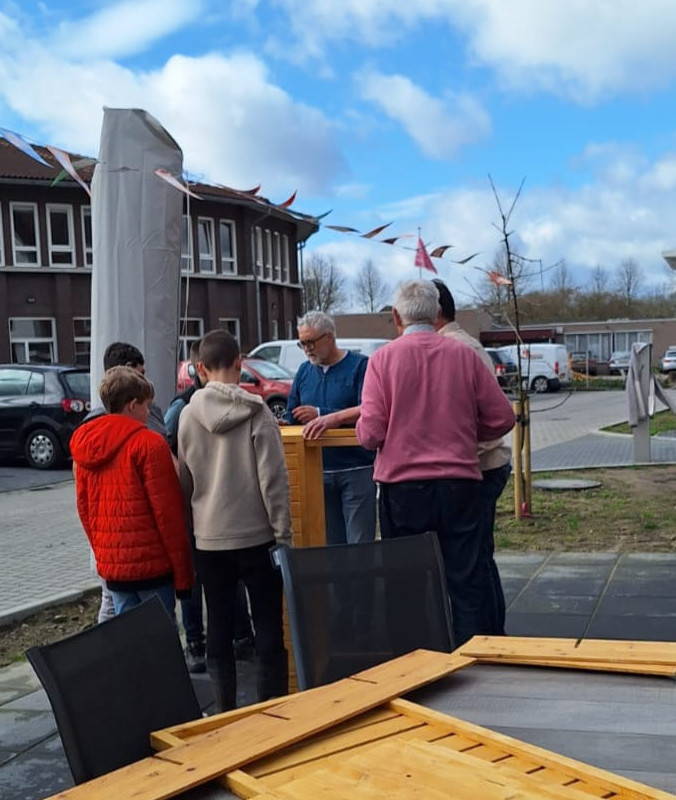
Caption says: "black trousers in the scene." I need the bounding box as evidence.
[379,478,487,646]
[196,541,287,701]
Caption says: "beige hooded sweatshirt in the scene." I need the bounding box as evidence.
[177,381,292,551]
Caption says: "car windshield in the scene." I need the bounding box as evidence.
[62,371,90,397]
[246,360,292,379]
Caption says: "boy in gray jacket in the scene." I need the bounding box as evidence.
[178,329,291,711]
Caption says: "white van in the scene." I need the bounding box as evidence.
[249,338,390,375]
[497,344,571,393]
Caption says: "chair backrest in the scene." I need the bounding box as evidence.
[25,596,201,784]
[273,532,455,690]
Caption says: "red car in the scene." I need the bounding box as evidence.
[176,357,293,419]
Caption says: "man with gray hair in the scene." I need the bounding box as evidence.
[285,310,376,545]
[356,280,515,646]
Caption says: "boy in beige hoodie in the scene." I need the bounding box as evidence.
[177,329,291,711]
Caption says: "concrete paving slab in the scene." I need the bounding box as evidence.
[586,615,676,640]
[505,612,590,638]
[509,594,599,614]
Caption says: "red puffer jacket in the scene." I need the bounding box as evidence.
[70,414,193,591]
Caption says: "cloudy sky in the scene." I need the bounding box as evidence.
[3,0,676,305]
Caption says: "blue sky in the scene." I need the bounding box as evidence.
[3,0,676,308]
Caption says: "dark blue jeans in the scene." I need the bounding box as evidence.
[479,463,511,635]
[379,478,486,647]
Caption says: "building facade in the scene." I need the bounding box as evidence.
[0,138,318,366]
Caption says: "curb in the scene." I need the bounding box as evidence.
[0,583,99,628]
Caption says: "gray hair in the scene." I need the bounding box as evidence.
[393,280,440,325]
[296,310,336,335]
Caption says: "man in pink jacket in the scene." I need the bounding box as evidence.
[356,280,515,646]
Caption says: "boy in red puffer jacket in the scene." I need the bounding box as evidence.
[70,365,193,620]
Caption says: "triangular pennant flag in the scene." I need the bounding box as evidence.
[414,236,437,273]
[155,169,202,199]
[487,270,512,286]
[453,252,480,265]
[46,147,92,197]
[429,245,453,259]
[325,225,360,233]
[361,222,392,239]
[278,190,297,208]
[239,184,260,195]
[314,209,333,220]
[0,128,51,167]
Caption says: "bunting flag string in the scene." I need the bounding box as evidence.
[0,127,51,166]
[486,270,512,286]
[323,220,480,268]
[46,147,92,197]
[155,168,202,199]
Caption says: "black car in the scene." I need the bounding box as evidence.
[0,364,90,469]
[485,348,518,391]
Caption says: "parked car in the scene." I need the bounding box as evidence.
[485,348,518,391]
[0,364,91,469]
[608,351,631,375]
[176,357,293,419]
[570,351,598,375]
[659,347,676,373]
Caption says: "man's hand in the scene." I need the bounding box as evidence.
[303,413,338,440]
[292,405,319,424]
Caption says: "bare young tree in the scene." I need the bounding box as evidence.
[615,258,644,312]
[302,253,347,313]
[353,259,391,312]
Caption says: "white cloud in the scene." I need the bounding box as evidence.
[273,0,676,101]
[48,0,205,60]
[358,70,491,158]
[0,25,346,196]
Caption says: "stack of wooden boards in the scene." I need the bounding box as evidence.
[43,640,676,800]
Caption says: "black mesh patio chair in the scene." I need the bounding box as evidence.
[25,595,201,784]
[272,532,455,690]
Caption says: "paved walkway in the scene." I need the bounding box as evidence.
[3,389,676,799]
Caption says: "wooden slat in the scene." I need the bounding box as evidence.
[471,655,676,677]
[389,699,676,800]
[458,636,676,668]
[44,651,473,800]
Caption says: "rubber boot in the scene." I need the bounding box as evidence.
[206,658,236,714]
[256,648,289,702]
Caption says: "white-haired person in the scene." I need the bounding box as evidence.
[356,280,515,646]
[285,310,376,546]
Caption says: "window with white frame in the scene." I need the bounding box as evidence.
[219,220,236,274]
[253,226,263,278]
[46,204,75,266]
[613,330,652,352]
[197,217,215,273]
[9,318,56,363]
[73,317,91,366]
[81,206,92,267]
[281,234,290,282]
[181,215,193,273]
[178,318,203,361]
[271,319,279,340]
[264,229,273,280]
[273,232,281,281]
[218,318,240,344]
[0,202,4,266]
[10,203,39,265]
[286,320,294,339]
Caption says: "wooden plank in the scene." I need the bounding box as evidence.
[43,650,472,800]
[471,656,676,678]
[458,636,676,668]
[389,699,676,800]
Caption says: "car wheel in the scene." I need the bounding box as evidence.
[267,398,287,420]
[531,376,549,393]
[24,428,63,470]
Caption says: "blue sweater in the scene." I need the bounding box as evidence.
[285,351,375,471]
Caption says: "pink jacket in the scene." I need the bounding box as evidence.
[356,332,515,483]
